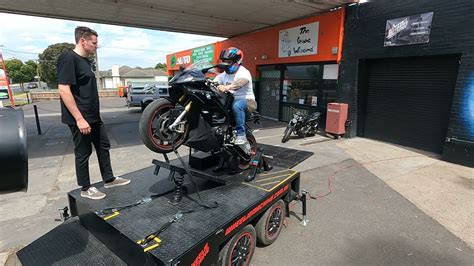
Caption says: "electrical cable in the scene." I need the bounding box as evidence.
[289,154,434,211]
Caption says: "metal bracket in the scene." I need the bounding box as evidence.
[55,206,70,222]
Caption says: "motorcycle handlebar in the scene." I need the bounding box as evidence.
[206,80,233,96]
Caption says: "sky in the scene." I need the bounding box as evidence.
[0,13,225,71]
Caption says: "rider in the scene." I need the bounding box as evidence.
[215,47,257,145]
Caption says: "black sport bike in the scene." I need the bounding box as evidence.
[139,61,259,172]
[281,109,321,143]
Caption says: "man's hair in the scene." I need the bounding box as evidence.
[74,26,98,44]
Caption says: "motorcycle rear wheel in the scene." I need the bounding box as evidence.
[281,126,292,143]
[139,98,188,153]
[237,133,258,171]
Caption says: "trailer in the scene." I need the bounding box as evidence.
[17,144,312,265]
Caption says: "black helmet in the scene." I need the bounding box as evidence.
[219,47,243,64]
[219,47,243,74]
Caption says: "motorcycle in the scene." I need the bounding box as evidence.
[139,61,259,172]
[281,109,321,143]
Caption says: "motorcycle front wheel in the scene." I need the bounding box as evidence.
[281,125,292,143]
[139,98,188,153]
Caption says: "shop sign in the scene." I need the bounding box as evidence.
[384,12,434,47]
[192,44,214,66]
[168,50,193,71]
[279,22,319,58]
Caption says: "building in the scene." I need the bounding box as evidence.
[99,65,167,89]
[166,1,473,167]
[339,0,473,167]
[167,8,345,123]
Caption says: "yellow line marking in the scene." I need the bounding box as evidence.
[256,173,292,183]
[243,170,298,192]
[259,180,282,186]
[259,169,290,176]
[242,182,272,192]
[103,211,120,220]
[266,171,298,191]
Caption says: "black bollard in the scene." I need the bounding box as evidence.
[33,104,42,135]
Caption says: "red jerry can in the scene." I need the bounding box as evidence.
[325,103,348,135]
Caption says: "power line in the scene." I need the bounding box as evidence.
[2,48,39,55]
[101,46,173,53]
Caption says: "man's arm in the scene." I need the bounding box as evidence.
[217,78,249,92]
[58,84,91,134]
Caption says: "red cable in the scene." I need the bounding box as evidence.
[289,154,427,211]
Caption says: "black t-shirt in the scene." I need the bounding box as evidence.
[57,50,100,125]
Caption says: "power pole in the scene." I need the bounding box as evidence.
[35,59,41,89]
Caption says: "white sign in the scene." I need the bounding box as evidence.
[176,55,191,65]
[279,22,319,58]
[323,64,338,80]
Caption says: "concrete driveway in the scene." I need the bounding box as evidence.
[0,97,472,265]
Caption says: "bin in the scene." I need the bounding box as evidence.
[118,86,128,97]
[325,103,348,136]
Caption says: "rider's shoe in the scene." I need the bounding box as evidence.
[234,135,247,145]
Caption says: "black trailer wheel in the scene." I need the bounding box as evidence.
[256,200,285,246]
[219,224,256,266]
[281,126,292,143]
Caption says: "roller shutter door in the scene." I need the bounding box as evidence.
[364,55,459,153]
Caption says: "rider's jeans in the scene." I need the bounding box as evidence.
[232,99,248,136]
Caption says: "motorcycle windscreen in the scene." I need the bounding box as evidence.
[185,114,220,152]
[0,108,28,193]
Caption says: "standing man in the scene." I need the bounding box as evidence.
[215,47,257,145]
[57,26,130,200]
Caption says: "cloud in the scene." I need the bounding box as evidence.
[0,12,225,70]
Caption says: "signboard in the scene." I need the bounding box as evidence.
[192,45,214,65]
[279,22,319,58]
[384,12,434,47]
[167,49,193,71]
[167,44,216,71]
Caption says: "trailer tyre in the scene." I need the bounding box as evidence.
[256,200,285,246]
[219,224,256,266]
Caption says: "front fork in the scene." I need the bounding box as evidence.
[168,101,192,131]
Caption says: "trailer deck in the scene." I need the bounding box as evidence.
[17,144,312,265]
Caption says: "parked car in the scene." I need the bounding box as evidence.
[126,82,169,111]
[26,82,38,89]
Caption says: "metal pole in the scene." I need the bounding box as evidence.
[33,104,42,135]
[300,190,309,226]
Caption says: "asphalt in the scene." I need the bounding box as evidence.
[0,97,472,265]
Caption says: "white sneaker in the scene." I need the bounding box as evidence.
[234,135,247,145]
[80,187,106,200]
[104,177,131,188]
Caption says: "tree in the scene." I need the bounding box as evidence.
[154,62,167,72]
[38,42,75,84]
[25,60,38,73]
[4,59,36,89]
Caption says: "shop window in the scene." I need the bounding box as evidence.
[283,65,321,107]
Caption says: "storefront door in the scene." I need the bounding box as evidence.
[258,66,281,120]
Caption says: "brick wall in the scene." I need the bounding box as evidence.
[339,0,474,166]
[30,90,119,102]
